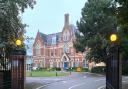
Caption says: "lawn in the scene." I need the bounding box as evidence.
[26,71,69,77]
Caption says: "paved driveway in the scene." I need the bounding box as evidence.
[26,72,106,89]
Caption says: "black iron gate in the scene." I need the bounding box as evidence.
[0,49,26,89]
[0,70,11,89]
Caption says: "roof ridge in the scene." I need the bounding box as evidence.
[47,32,62,36]
[39,32,47,35]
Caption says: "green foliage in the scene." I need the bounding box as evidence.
[115,0,128,26]
[26,71,68,77]
[74,33,85,52]
[69,67,77,71]
[81,67,88,72]
[36,67,47,71]
[114,0,128,63]
[91,66,106,74]
[74,0,116,62]
[50,67,61,71]
[122,63,128,75]
[0,0,36,57]
[68,67,88,72]
[105,0,128,74]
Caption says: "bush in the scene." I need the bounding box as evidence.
[49,67,61,71]
[82,67,88,72]
[67,67,88,72]
[37,67,48,71]
[56,67,61,71]
[122,64,128,75]
[91,66,106,74]
[69,67,77,71]
[31,67,48,71]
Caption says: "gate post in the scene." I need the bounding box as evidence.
[106,34,122,89]
[10,49,26,89]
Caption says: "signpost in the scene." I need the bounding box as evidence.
[77,67,81,72]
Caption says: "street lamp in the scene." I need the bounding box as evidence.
[16,39,22,46]
[110,34,117,42]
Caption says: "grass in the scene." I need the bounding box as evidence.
[26,71,69,77]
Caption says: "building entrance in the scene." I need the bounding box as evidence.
[64,62,69,70]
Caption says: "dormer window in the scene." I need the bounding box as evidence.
[52,36,56,45]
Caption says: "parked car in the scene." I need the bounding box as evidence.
[32,67,38,70]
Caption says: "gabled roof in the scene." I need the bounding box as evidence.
[38,24,77,46]
[40,33,47,43]
[39,32,62,46]
[70,24,77,34]
[60,53,71,62]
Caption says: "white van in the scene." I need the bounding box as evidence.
[32,67,38,70]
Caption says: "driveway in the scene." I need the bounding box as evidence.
[26,72,106,89]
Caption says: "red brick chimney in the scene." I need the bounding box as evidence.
[64,13,69,26]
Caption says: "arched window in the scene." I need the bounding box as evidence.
[63,44,69,53]
[66,31,70,41]
[63,30,70,42]
[35,41,41,55]
[63,33,66,41]
[52,36,56,44]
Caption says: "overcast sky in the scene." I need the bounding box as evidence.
[22,0,87,38]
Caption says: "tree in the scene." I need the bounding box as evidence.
[114,0,128,57]
[115,0,128,27]
[0,0,36,57]
[74,0,116,62]
[114,0,128,75]
[0,0,36,69]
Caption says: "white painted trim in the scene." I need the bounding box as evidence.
[68,83,86,89]
[57,62,59,67]
[97,85,106,89]
[60,53,70,62]
[36,83,50,89]
[43,58,45,68]
[33,57,45,59]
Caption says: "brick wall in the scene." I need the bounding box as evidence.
[33,14,85,68]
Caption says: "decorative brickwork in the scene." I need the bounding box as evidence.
[33,14,84,69]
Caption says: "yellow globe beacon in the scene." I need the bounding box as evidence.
[110,34,117,42]
[16,39,22,46]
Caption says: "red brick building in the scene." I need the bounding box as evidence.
[33,14,85,69]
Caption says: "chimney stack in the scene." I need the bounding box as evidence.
[64,13,69,26]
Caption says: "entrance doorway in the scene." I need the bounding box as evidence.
[64,62,69,70]
[61,53,70,70]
